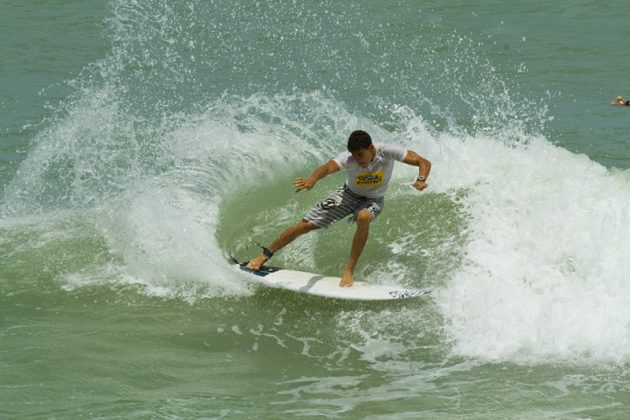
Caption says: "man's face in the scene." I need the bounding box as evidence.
[351,145,375,168]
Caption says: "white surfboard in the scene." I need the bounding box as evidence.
[236,263,430,301]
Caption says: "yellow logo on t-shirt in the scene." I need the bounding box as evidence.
[354,171,384,186]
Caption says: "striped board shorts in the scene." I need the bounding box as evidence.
[303,184,384,228]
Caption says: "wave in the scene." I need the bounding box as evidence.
[2,0,630,365]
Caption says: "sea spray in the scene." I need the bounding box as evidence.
[4,0,628,365]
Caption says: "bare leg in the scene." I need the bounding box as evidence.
[340,210,373,287]
[246,220,318,271]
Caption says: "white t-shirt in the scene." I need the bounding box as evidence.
[333,143,407,198]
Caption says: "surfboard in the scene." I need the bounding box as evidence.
[235,263,430,301]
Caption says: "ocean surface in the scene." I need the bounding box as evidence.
[2,1,630,418]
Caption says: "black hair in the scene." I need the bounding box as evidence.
[347,130,372,153]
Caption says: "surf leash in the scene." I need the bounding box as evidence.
[255,242,274,261]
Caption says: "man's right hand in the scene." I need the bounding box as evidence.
[293,177,316,192]
[294,160,340,192]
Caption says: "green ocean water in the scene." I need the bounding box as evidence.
[2,1,630,418]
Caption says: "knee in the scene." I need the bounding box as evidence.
[356,210,373,226]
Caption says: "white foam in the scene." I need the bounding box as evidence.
[6,70,630,360]
[1,92,382,300]
[423,127,630,363]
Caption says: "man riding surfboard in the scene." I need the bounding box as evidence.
[246,130,431,287]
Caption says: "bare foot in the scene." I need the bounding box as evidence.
[339,268,353,287]
[246,254,267,271]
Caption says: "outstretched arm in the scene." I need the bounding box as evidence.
[293,159,341,192]
[403,150,431,191]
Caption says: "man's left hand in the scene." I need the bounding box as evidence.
[412,180,428,191]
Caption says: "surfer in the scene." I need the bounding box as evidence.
[613,96,630,105]
[246,130,431,287]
